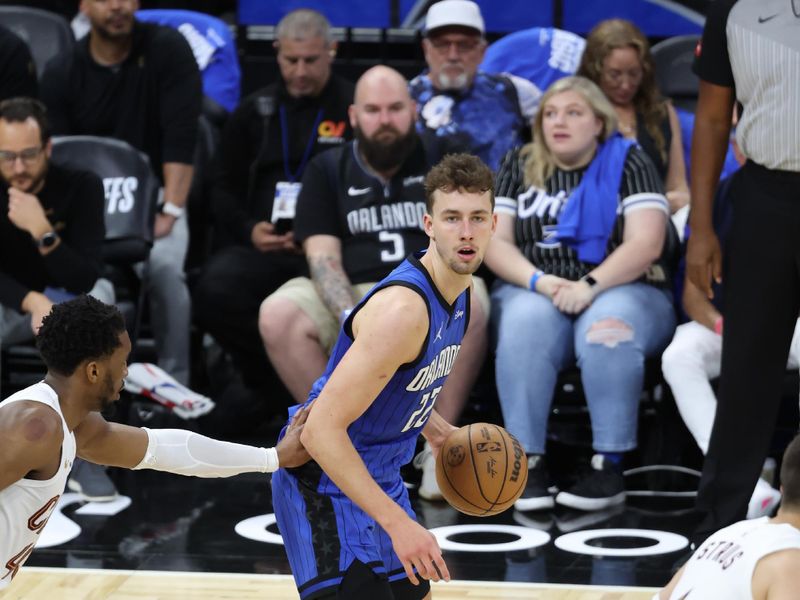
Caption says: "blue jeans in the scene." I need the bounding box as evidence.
[491,281,676,454]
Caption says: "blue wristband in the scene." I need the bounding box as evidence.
[529,271,544,292]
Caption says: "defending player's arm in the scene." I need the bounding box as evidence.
[300,286,450,586]
[305,234,359,319]
[0,402,63,493]
[72,404,311,475]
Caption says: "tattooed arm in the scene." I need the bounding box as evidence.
[303,234,359,319]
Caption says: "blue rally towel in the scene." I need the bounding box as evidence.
[555,134,634,264]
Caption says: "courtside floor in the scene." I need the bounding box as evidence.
[3,460,700,598]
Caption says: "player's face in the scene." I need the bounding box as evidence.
[422,28,485,92]
[276,36,334,99]
[0,118,50,193]
[541,90,603,170]
[425,189,496,275]
[599,47,643,107]
[96,332,131,411]
[81,0,138,40]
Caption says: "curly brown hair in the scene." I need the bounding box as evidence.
[424,153,494,213]
[577,19,668,165]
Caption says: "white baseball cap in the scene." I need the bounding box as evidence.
[425,0,485,36]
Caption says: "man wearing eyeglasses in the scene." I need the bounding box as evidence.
[409,0,540,171]
[0,97,110,349]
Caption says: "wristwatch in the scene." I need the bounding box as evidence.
[581,274,598,288]
[160,201,185,219]
[36,231,59,249]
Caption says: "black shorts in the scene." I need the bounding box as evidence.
[313,560,431,600]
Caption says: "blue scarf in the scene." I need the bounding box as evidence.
[555,134,634,264]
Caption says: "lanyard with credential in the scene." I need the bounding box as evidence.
[280,106,324,183]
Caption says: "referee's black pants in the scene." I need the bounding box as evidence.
[694,161,800,544]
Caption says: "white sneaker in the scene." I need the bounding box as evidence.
[747,477,781,519]
[413,442,444,501]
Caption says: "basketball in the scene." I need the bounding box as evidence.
[435,423,528,516]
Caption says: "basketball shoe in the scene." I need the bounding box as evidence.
[414,442,444,501]
[514,454,555,511]
[555,454,625,511]
[746,477,781,519]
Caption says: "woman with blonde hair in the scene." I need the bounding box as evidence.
[578,18,689,213]
[486,76,677,512]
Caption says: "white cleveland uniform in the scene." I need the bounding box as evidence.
[0,382,76,590]
[667,517,800,599]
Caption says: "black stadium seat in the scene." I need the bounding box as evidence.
[0,5,73,79]
[651,34,701,113]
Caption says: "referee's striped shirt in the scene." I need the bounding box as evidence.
[694,0,800,172]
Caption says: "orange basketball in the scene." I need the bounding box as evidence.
[435,423,527,516]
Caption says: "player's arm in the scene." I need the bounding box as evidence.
[753,548,800,600]
[73,405,310,474]
[300,286,450,585]
[421,410,457,458]
[304,234,359,319]
[0,402,63,493]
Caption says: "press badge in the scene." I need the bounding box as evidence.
[272,181,301,222]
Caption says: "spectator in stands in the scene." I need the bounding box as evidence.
[486,76,676,512]
[409,0,539,171]
[39,0,202,385]
[193,8,353,417]
[0,25,38,102]
[578,19,689,214]
[258,66,489,490]
[0,97,117,501]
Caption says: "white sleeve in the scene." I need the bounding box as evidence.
[132,428,280,477]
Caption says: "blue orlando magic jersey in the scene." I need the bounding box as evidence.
[307,251,470,488]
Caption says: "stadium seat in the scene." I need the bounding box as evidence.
[651,34,701,113]
[51,135,159,343]
[481,27,586,94]
[0,5,74,79]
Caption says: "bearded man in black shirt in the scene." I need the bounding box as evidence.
[40,0,201,386]
[258,67,490,470]
[192,9,354,421]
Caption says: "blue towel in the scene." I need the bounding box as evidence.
[555,134,634,264]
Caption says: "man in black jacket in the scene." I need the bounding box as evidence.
[40,0,201,386]
[0,97,119,502]
[192,9,353,416]
[0,25,37,102]
[0,98,109,347]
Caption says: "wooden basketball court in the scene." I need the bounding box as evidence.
[1,567,658,600]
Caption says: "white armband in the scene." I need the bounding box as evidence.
[132,428,280,477]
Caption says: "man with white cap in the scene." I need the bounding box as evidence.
[409,0,540,171]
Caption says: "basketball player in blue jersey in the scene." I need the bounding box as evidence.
[272,153,497,600]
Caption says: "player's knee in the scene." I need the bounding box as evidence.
[585,318,633,349]
[258,298,308,347]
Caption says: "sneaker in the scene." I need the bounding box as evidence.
[555,454,625,511]
[67,459,118,502]
[413,442,444,501]
[514,455,555,511]
[746,477,781,519]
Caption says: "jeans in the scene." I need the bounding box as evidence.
[491,281,676,455]
[136,216,190,385]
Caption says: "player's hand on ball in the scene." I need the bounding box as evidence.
[275,404,312,468]
[388,518,450,585]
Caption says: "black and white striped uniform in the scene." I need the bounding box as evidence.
[494,145,672,285]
